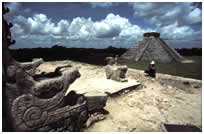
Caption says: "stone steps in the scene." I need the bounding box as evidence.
[158,39,184,62]
[135,39,152,61]
[121,40,148,60]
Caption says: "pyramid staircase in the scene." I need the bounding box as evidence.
[121,32,184,63]
[121,39,149,60]
[158,39,184,62]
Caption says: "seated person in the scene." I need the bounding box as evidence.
[144,61,156,78]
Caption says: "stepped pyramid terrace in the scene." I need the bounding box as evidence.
[121,32,184,63]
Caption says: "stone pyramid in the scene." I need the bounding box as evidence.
[121,32,184,63]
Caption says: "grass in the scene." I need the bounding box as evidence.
[119,56,202,80]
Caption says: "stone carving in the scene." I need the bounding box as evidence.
[20,58,44,76]
[2,4,106,132]
[105,65,128,82]
[7,68,87,131]
[86,112,106,128]
[105,55,119,65]
[105,57,115,65]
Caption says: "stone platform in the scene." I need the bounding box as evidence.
[66,78,141,96]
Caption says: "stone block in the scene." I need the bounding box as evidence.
[105,65,128,82]
[84,91,108,112]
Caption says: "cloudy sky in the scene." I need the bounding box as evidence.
[5,2,202,49]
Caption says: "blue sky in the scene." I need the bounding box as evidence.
[5,2,202,49]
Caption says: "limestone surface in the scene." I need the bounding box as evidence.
[105,65,128,82]
[31,60,201,132]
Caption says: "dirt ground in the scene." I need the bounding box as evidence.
[37,60,202,132]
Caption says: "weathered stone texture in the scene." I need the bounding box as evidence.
[140,38,173,63]
[84,91,108,112]
[105,65,128,82]
[105,56,119,65]
[86,113,106,128]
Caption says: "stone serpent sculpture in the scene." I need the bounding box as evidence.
[2,3,89,131]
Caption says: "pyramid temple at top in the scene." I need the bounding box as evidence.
[121,32,184,63]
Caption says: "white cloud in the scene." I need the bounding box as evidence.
[157,21,200,40]
[12,24,24,36]
[68,17,93,39]
[10,13,151,48]
[94,22,121,38]
[93,14,125,38]
[187,8,202,24]
[27,14,55,34]
[130,3,202,27]
[9,11,201,49]
[155,21,202,48]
